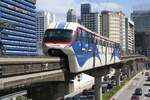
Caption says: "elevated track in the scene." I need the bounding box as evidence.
[0,55,147,92]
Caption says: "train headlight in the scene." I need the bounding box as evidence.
[65,44,70,48]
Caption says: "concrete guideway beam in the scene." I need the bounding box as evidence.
[0,69,65,90]
[0,57,62,64]
[0,90,27,100]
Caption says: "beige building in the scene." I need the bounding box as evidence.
[125,18,135,54]
[101,11,126,54]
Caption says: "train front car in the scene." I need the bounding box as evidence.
[43,22,121,73]
[43,22,80,72]
[43,23,75,57]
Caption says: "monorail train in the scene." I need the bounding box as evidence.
[43,22,120,73]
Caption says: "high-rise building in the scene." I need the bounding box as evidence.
[66,9,77,22]
[131,11,150,56]
[125,18,135,54]
[36,11,55,55]
[101,11,126,54]
[81,3,100,33]
[0,0,37,56]
[36,11,55,43]
[131,11,150,33]
[81,12,101,34]
[81,3,91,14]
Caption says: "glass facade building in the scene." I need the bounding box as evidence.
[66,9,77,22]
[131,11,150,56]
[0,0,37,56]
[81,3,91,14]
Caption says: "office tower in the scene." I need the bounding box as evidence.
[36,11,55,55]
[81,12,101,34]
[66,9,77,22]
[36,11,55,43]
[81,3,91,14]
[0,0,37,56]
[131,10,150,56]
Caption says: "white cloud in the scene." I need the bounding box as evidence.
[36,0,122,21]
[99,2,121,11]
[36,0,77,14]
[90,2,121,12]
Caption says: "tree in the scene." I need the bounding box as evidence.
[0,21,15,55]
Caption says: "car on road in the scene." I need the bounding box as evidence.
[82,89,94,96]
[144,89,150,97]
[131,95,140,100]
[134,88,142,95]
[147,76,150,81]
[145,72,149,76]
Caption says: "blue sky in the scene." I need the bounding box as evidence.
[36,0,150,22]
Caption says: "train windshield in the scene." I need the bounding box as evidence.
[44,29,73,42]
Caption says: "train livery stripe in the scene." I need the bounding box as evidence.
[57,23,66,29]
[110,47,120,62]
[72,41,102,67]
[65,23,69,29]
[54,23,58,28]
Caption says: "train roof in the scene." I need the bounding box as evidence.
[48,22,119,44]
[48,22,81,31]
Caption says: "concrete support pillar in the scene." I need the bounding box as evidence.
[94,76,102,100]
[136,62,139,72]
[127,67,131,78]
[115,68,121,86]
[86,67,110,100]
[132,61,137,74]
[28,82,74,100]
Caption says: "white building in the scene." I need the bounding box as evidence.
[125,18,135,54]
[36,11,55,55]
[67,9,77,22]
[36,11,55,43]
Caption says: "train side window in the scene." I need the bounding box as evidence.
[88,32,92,44]
[103,41,106,46]
[108,42,110,53]
[106,42,108,47]
[99,40,102,45]
[76,28,82,41]
[101,40,104,53]
[111,43,113,53]
[95,38,98,45]
[81,29,88,43]
[97,39,99,45]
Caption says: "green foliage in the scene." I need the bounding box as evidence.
[0,21,16,31]
[16,96,28,100]
[102,72,138,100]
[0,21,15,55]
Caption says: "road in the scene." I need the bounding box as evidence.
[112,71,150,100]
